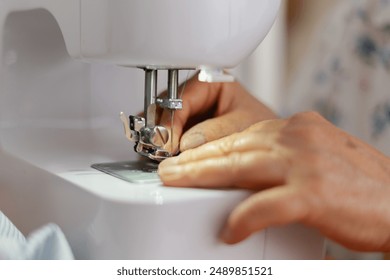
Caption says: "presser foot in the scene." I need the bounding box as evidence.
[120,112,172,162]
[134,143,172,162]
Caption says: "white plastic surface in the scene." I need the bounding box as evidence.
[198,68,235,83]
[79,0,281,68]
[0,1,324,259]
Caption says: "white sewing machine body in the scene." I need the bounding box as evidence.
[0,0,324,259]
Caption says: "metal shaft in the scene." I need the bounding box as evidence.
[144,69,158,125]
[167,69,179,100]
[167,69,179,155]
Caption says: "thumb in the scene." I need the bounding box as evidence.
[220,186,309,244]
[180,110,259,151]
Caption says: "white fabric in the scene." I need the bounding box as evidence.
[0,212,74,260]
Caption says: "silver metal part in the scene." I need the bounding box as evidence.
[140,125,169,148]
[155,98,182,110]
[119,113,172,162]
[168,69,179,99]
[156,69,183,110]
[120,112,138,142]
[144,69,158,125]
[92,161,160,183]
[120,68,185,162]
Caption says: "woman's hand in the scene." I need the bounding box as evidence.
[157,74,276,154]
[159,111,390,252]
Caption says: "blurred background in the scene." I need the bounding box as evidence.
[234,0,339,114]
[235,0,390,260]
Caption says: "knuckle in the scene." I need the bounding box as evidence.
[304,130,321,146]
[218,138,235,156]
[285,122,323,145]
[304,111,323,120]
[288,111,325,126]
[226,152,243,180]
[297,111,323,120]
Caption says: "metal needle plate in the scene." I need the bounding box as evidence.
[91,161,160,184]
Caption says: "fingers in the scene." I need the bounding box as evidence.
[163,131,273,165]
[180,111,259,151]
[160,119,284,165]
[160,110,186,155]
[158,74,223,153]
[158,122,288,188]
[159,150,287,189]
[220,186,309,244]
[158,74,277,153]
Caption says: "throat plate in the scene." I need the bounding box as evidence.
[91,161,160,184]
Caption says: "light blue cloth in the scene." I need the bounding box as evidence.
[0,212,74,260]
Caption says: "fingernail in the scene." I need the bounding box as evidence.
[181,132,206,151]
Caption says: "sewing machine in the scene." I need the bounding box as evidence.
[0,0,324,259]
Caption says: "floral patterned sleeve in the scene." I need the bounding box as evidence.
[286,0,390,155]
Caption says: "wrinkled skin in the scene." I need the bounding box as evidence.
[158,76,390,253]
[158,74,276,154]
